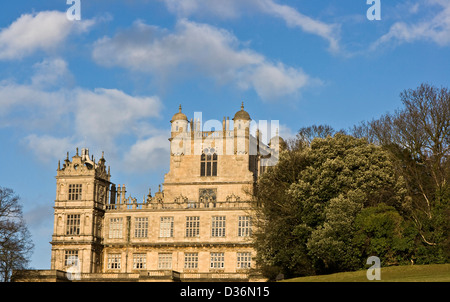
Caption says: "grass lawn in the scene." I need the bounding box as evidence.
[282,264,450,282]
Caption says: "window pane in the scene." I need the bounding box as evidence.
[158,253,172,269]
[212,161,217,176]
[206,161,211,176]
[160,217,174,237]
[200,162,205,176]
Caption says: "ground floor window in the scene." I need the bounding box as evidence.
[210,252,225,269]
[237,252,251,269]
[64,250,78,267]
[133,253,146,269]
[184,252,199,269]
[158,253,172,269]
[107,253,121,269]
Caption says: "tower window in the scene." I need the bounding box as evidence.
[200,152,217,176]
[64,250,79,266]
[68,184,82,201]
[66,214,81,235]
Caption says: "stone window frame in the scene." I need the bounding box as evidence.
[159,216,174,238]
[66,214,81,235]
[185,216,200,238]
[236,252,252,269]
[68,184,82,201]
[184,252,199,269]
[134,217,148,238]
[108,217,123,239]
[200,149,218,177]
[210,252,225,269]
[158,252,172,269]
[238,216,252,237]
[211,216,226,237]
[107,253,121,270]
[64,250,79,267]
[133,253,146,269]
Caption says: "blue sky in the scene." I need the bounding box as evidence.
[0,0,449,269]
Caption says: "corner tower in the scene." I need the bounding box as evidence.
[50,148,111,274]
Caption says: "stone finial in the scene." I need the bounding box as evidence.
[241,101,244,110]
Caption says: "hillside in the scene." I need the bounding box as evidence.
[282,264,450,282]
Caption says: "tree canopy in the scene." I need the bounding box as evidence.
[254,83,450,279]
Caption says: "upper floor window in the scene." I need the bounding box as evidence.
[134,217,148,238]
[185,216,200,237]
[109,218,123,239]
[238,216,252,237]
[66,214,80,235]
[160,216,174,238]
[211,216,226,237]
[200,148,217,176]
[68,184,82,201]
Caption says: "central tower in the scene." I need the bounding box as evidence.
[163,103,256,206]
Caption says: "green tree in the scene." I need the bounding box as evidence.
[354,203,417,266]
[253,133,408,277]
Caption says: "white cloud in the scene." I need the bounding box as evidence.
[256,0,340,53]
[0,58,164,165]
[0,81,72,130]
[0,10,95,60]
[159,0,341,52]
[31,57,74,88]
[23,134,79,164]
[240,62,312,100]
[372,1,450,48]
[122,135,170,172]
[92,19,315,101]
[74,88,162,149]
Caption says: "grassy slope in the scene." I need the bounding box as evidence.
[282,264,450,282]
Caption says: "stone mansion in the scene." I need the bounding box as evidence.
[13,103,281,282]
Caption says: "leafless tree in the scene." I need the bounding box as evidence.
[361,84,450,247]
[0,187,34,282]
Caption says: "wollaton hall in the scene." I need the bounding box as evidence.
[13,103,282,282]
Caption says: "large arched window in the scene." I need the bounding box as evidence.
[200,148,217,176]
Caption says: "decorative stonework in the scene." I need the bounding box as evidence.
[26,104,282,282]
